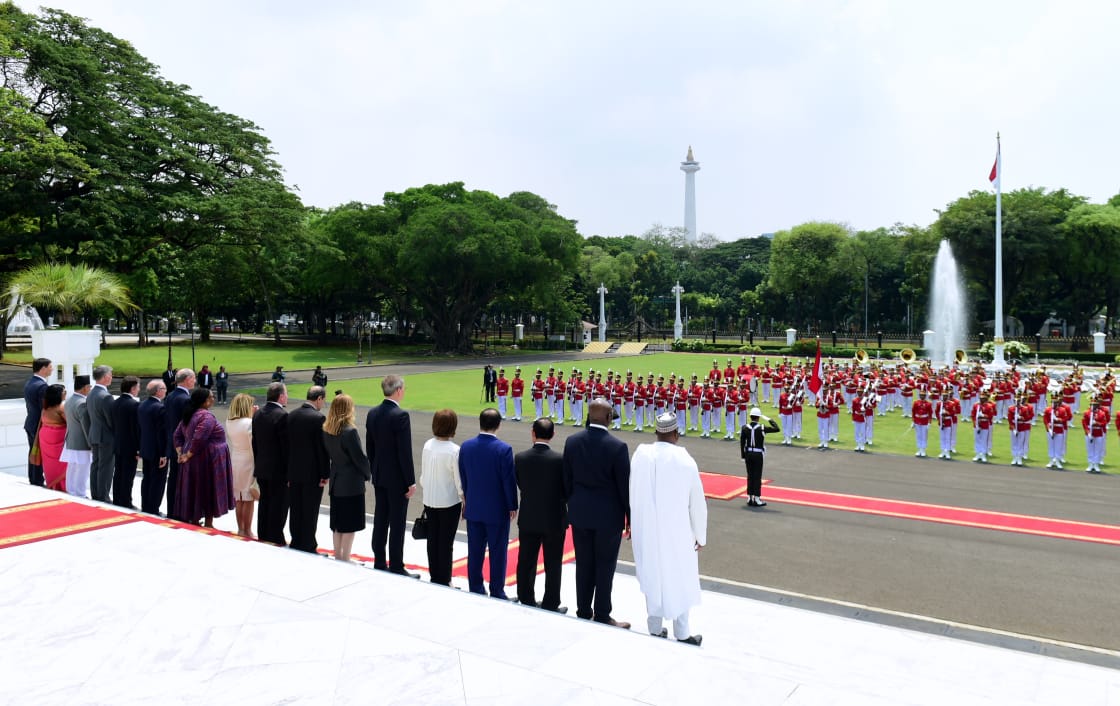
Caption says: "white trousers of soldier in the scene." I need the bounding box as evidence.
[903,396,912,417]
[724,410,736,439]
[534,398,544,420]
[950,421,958,452]
[650,404,661,427]
[701,410,712,437]
[677,411,686,435]
[792,411,803,438]
[1010,430,1030,463]
[625,401,635,425]
[1047,431,1067,464]
[634,405,645,431]
[1085,435,1105,470]
[843,390,853,411]
[828,413,839,441]
[973,427,990,460]
[552,397,564,425]
[688,404,699,430]
[739,408,748,429]
[853,420,866,450]
[781,413,793,444]
[571,399,582,423]
[936,424,951,457]
[711,410,722,434]
[612,403,622,429]
[817,416,830,447]
[914,424,928,456]
[996,398,1008,420]
[498,395,508,419]
[762,383,771,404]
[513,397,523,420]
[1034,399,1046,420]
[865,414,874,444]
[1073,392,1082,414]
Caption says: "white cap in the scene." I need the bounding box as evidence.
[749,407,762,418]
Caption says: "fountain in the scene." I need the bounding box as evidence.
[5,292,46,336]
[927,240,967,365]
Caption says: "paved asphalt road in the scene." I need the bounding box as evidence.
[6,359,1119,654]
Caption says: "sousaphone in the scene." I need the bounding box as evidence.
[899,348,916,364]
[854,349,869,365]
[954,349,968,364]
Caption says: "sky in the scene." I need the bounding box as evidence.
[18,0,1120,240]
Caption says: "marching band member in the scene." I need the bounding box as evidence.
[851,388,870,452]
[1043,391,1071,469]
[827,382,841,442]
[510,367,525,421]
[496,368,510,419]
[815,386,832,450]
[791,378,804,440]
[778,383,795,445]
[1084,396,1109,473]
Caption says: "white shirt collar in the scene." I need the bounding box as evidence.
[589,423,609,431]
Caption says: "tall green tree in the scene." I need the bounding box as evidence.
[767,222,853,329]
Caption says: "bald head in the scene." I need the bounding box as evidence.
[587,398,613,426]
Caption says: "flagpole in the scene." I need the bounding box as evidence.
[993,133,1005,367]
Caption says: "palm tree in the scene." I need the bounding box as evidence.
[7,262,135,326]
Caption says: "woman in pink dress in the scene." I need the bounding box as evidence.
[173,388,235,527]
[39,384,68,492]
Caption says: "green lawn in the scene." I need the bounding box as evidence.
[278,351,1112,474]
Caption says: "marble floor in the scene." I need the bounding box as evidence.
[2,471,1119,705]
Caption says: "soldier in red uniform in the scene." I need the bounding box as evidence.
[723,359,736,386]
[531,369,546,419]
[778,384,795,445]
[971,393,997,463]
[1042,391,1071,469]
[707,360,722,384]
[687,374,702,431]
[611,375,626,430]
[496,367,510,419]
[724,383,739,440]
[700,381,715,437]
[633,375,646,431]
[761,363,774,405]
[910,388,933,457]
[736,357,751,383]
[1008,393,1034,466]
[622,370,636,426]
[710,380,725,436]
[510,367,525,421]
[544,367,557,419]
[1084,397,1109,473]
[553,371,566,424]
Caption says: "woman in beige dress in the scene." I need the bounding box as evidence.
[226,393,258,537]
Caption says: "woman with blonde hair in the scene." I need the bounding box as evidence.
[226,393,258,537]
[322,393,369,561]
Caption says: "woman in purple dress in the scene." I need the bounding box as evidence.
[173,388,235,527]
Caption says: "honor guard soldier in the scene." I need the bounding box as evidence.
[737,381,751,429]
[1043,391,1071,469]
[760,363,774,404]
[633,375,647,431]
[1008,393,1034,466]
[851,388,870,452]
[544,367,558,417]
[623,371,637,426]
[736,357,750,383]
[511,367,525,421]
[722,359,736,386]
[709,380,725,436]
[687,374,702,431]
[571,371,586,423]
[814,384,832,449]
[612,375,626,430]
[1084,397,1109,473]
[496,368,510,418]
[655,375,669,417]
[645,373,658,428]
[778,384,795,445]
[770,368,785,408]
[531,369,545,419]
[723,383,739,440]
[791,378,805,440]
[700,381,715,437]
[827,382,841,442]
[971,393,997,463]
[707,360,721,384]
[553,371,566,424]
[673,376,688,435]
[910,388,932,457]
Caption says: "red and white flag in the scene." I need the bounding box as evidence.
[808,340,823,395]
[989,137,1001,189]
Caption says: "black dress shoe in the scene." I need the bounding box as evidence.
[543,605,568,615]
[389,567,420,579]
[678,634,703,646]
[652,628,668,638]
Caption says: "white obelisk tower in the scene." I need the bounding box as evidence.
[680,146,700,243]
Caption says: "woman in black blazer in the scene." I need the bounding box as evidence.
[322,394,370,562]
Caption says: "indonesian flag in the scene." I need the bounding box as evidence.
[989,138,1001,188]
[808,340,823,395]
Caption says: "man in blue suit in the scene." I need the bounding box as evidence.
[459,408,518,598]
[23,357,53,486]
[137,379,168,515]
[563,398,631,629]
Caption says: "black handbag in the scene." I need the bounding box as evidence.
[411,508,429,540]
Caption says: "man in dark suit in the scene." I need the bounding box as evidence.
[459,408,518,598]
[365,374,417,577]
[515,417,567,613]
[161,364,176,391]
[483,364,498,403]
[87,365,116,502]
[138,379,168,515]
[253,382,290,545]
[111,376,142,508]
[23,357,53,486]
[562,398,631,629]
[287,386,329,553]
[164,368,195,520]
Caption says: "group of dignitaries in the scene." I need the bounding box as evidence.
[489,355,1120,472]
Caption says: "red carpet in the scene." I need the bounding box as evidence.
[764,486,1120,546]
[0,498,138,549]
[700,472,748,500]
[451,527,577,585]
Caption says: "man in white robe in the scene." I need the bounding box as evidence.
[629,411,707,645]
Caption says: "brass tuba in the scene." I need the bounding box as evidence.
[954,349,968,364]
[854,349,869,365]
[899,348,916,364]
